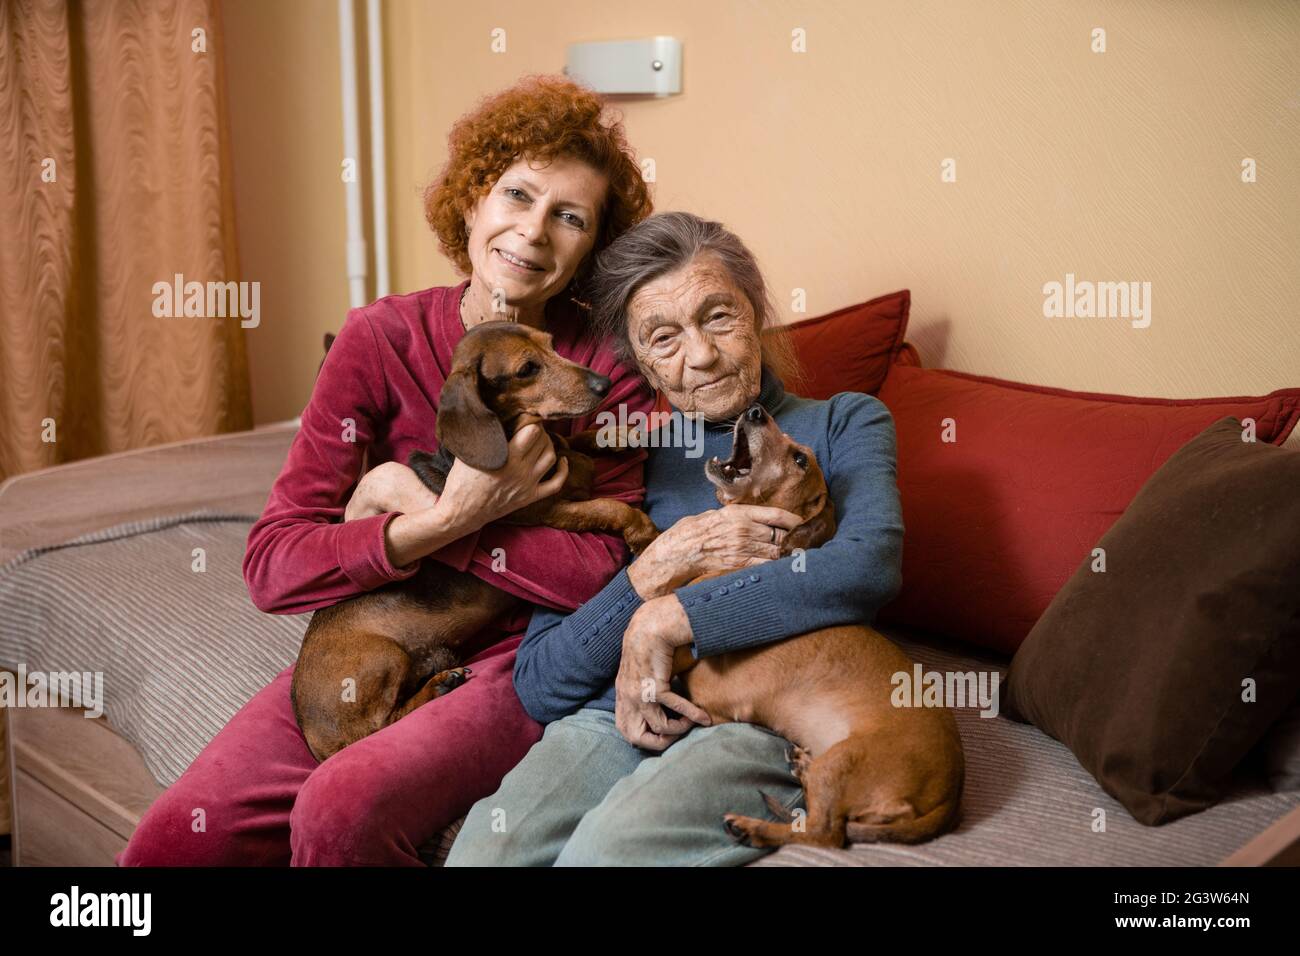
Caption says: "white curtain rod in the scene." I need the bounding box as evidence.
[338,0,390,308]
[366,0,390,300]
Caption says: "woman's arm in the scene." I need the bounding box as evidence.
[345,427,568,570]
[243,307,423,614]
[512,568,644,724]
[243,308,573,614]
[674,392,904,658]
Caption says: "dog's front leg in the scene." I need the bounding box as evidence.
[502,499,660,554]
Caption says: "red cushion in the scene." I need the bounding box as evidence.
[894,342,922,368]
[651,290,911,412]
[765,289,910,399]
[876,365,1300,655]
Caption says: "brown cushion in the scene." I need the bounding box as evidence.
[1004,416,1300,825]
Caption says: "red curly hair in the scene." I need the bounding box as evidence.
[424,74,654,287]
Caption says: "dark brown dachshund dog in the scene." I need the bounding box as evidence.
[292,320,657,762]
[670,403,965,847]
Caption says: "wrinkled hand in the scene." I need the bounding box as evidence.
[344,461,440,522]
[627,504,803,599]
[614,596,711,751]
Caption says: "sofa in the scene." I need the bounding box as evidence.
[3,295,1298,867]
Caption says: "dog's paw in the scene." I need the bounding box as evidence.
[722,814,752,845]
[723,813,779,847]
[623,514,661,555]
[432,667,471,694]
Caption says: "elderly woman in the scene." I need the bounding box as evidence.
[117,75,656,866]
[445,211,905,866]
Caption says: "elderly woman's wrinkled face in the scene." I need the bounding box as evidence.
[626,254,763,420]
[463,154,608,309]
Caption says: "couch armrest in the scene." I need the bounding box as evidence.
[0,421,298,564]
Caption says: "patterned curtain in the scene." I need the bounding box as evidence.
[0,0,250,483]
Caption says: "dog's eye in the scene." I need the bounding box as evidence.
[516,360,539,378]
[793,450,808,469]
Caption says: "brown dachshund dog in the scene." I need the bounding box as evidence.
[292,320,657,762]
[670,403,965,847]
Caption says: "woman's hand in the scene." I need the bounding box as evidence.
[614,596,711,751]
[625,504,804,600]
[434,423,570,538]
[344,462,440,522]
[362,424,570,571]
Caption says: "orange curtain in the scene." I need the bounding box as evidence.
[0,0,250,483]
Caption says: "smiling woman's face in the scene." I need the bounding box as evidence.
[463,154,609,310]
[626,253,764,420]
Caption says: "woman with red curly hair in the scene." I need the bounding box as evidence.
[117,75,656,866]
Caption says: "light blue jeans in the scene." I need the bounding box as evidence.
[444,706,805,866]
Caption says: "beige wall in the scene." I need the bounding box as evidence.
[226,0,1300,425]
[223,0,348,427]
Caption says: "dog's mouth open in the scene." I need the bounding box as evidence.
[706,417,755,488]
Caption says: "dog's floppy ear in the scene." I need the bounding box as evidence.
[781,498,837,554]
[436,362,508,470]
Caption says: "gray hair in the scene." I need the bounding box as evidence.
[584,211,800,386]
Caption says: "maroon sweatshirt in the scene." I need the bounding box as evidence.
[242,280,654,630]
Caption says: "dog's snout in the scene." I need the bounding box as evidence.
[587,372,612,397]
[746,404,766,423]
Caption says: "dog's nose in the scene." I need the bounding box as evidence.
[587,372,611,397]
[746,403,766,422]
